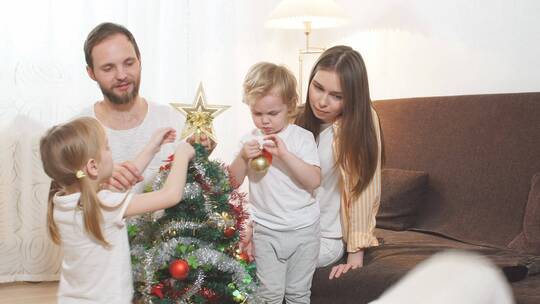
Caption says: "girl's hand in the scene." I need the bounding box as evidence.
[241,140,261,161]
[328,250,364,280]
[176,142,196,160]
[149,128,177,154]
[262,134,289,158]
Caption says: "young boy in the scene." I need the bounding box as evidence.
[229,62,321,303]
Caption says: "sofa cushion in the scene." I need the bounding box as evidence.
[376,168,428,231]
[508,172,540,255]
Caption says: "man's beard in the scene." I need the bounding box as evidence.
[100,77,141,105]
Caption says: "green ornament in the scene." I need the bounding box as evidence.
[127,224,138,238]
[187,255,199,269]
[176,244,188,254]
[232,290,246,302]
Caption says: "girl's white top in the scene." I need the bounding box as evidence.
[53,190,134,304]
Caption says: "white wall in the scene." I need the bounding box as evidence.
[167,0,540,162]
[331,0,540,100]
[264,0,540,101]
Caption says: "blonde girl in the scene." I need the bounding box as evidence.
[40,117,194,303]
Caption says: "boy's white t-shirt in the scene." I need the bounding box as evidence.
[53,190,134,304]
[79,101,185,193]
[315,124,342,238]
[240,124,320,231]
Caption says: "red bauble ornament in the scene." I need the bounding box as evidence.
[224,226,236,238]
[261,149,272,164]
[151,283,164,299]
[237,251,250,262]
[169,259,190,280]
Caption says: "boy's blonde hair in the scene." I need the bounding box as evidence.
[243,62,299,116]
[40,117,110,247]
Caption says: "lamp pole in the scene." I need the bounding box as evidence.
[298,21,324,103]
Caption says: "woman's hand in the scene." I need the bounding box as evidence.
[329,250,364,280]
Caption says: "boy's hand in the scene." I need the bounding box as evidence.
[176,142,196,160]
[241,140,261,161]
[149,128,176,154]
[241,241,255,262]
[262,134,289,158]
[239,222,255,262]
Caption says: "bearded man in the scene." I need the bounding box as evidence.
[80,22,213,193]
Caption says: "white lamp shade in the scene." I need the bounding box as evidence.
[265,0,348,29]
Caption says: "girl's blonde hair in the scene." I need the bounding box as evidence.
[40,117,110,247]
[243,62,299,117]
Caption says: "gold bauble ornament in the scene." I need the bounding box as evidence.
[249,156,270,173]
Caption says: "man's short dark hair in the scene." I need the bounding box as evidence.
[84,22,141,68]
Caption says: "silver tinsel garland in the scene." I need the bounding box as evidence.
[133,153,259,303]
[133,236,261,303]
[178,270,205,303]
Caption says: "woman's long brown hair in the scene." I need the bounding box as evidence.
[296,45,384,199]
[40,117,110,247]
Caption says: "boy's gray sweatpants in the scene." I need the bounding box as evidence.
[253,221,320,304]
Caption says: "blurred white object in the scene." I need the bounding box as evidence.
[370,250,515,304]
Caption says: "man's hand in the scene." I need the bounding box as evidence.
[187,133,217,153]
[329,250,364,280]
[105,161,143,192]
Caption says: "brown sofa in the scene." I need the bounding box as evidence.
[311,92,540,303]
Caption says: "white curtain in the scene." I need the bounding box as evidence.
[0,0,294,282]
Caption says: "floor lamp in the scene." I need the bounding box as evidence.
[265,0,348,103]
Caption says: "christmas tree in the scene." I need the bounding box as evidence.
[129,144,260,303]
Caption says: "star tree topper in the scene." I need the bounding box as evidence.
[170,83,230,142]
